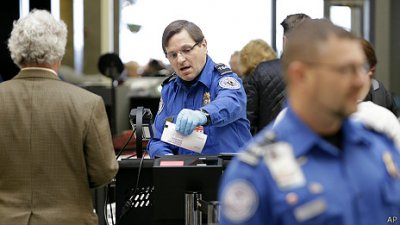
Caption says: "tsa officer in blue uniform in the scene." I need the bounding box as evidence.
[219,19,400,225]
[148,20,252,158]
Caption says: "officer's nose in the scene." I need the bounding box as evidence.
[176,52,187,63]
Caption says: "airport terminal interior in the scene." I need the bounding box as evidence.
[0,0,399,225]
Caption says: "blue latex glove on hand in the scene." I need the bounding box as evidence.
[175,109,207,135]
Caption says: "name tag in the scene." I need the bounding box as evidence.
[294,198,327,222]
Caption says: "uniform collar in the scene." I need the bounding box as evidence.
[273,106,369,157]
[197,55,214,89]
[342,118,371,146]
[15,67,60,80]
[175,55,214,89]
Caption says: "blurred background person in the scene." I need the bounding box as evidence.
[118,60,141,83]
[352,38,400,148]
[124,60,141,78]
[142,58,170,77]
[229,50,242,77]
[360,39,398,116]
[0,9,118,225]
[239,38,277,87]
[246,13,310,135]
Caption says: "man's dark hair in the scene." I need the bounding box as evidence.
[161,20,204,54]
[280,13,311,34]
[360,38,377,70]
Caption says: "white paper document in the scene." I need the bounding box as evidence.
[161,121,208,153]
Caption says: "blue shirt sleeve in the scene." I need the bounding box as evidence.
[201,74,247,127]
[147,91,177,158]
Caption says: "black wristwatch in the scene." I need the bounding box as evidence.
[200,109,211,126]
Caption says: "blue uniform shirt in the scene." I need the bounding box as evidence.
[148,56,252,158]
[219,106,400,225]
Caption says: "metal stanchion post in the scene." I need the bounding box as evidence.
[207,201,219,225]
[185,192,202,225]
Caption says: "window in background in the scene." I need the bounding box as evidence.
[275,0,324,56]
[325,0,366,38]
[119,0,272,67]
[20,0,29,17]
[330,6,352,31]
[73,0,84,73]
[51,0,60,20]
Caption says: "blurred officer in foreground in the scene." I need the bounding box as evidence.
[219,19,400,225]
[148,20,251,158]
[0,10,118,225]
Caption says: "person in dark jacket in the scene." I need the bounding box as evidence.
[364,79,398,116]
[246,13,310,135]
[360,39,398,116]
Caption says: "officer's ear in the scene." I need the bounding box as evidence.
[200,39,207,48]
[200,39,208,54]
[287,61,315,97]
[287,61,307,84]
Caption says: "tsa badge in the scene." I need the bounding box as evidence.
[203,92,211,106]
[383,151,400,178]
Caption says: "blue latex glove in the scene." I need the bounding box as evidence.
[175,109,207,135]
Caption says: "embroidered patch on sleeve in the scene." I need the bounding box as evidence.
[222,179,258,223]
[219,77,241,89]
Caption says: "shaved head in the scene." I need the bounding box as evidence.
[282,19,356,81]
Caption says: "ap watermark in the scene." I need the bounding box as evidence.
[388,216,398,224]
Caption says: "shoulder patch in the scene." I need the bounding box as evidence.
[162,73,177,86]
[215,63,232,76]
[219,77,241,89]
[239,131,306,190]
[222,179,258,223]
[238,131,278,166]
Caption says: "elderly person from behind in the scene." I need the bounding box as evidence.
[0,10,118,225]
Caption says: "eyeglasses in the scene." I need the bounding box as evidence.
[304,61,370,76]
[165,42,200,60]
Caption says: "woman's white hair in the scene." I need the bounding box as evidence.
[8,9,67,68]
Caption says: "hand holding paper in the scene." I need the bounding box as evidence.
[175,109,207,135]
[161,121,207,153]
